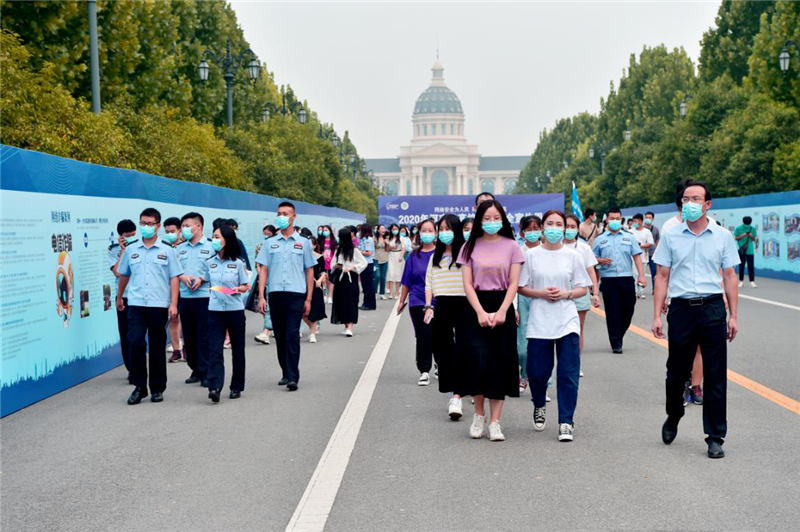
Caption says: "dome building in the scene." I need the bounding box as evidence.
[366,59,529,197]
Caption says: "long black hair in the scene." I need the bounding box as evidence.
[359,224,373,239]
[388,223,401,245]
[461,199,515,263]
[432,214,464,269]
[415,218,436,257]
[216,225,243,262]
[335,227,355,262]
[322,225,337,255]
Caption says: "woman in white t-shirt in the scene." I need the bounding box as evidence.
[565,214,600,375]
[518,210,591,442]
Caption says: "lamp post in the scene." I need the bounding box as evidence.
[198,37,259,128]
[86,0,101,114]
[262,87,307,124]
[624,130,631,141]
[589,143,614,175]
[779,40,800,73]
[679,94,694,119]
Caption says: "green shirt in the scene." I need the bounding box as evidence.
[733,224,757,255]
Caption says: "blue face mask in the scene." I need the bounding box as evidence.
[323,230,330,237]
[463,231,471,240]
[164,232,179,243]
[124,236,137,245]
[644,219,653,226]
[276,215,291,230]
[438,231,454,245]
[482,221,502,235]
[419,233,436,244]
[182,226,194,240]
[682,202,704,222]
[392,230,399,236]
[140,225,156,239]
[632,222,640,229]
[544,227,564,243]
[524,230,541,243]
[211,238,223,252]
[608,220,622,232]
[565,229,579,241]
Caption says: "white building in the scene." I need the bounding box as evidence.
[365,59,530,197]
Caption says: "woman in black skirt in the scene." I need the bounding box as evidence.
[303,236,328,344]
[456,199,525,441]
[330,227,367,337]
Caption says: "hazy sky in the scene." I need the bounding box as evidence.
[232,1,721,158]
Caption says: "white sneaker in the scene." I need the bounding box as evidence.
[546,392,552,402]
[448,397,463,420]
[345,329,353,337]
[738,281,743,288]
[380,294,387,300]
[223,342,231,350]
[533,406,546,431]
[640,294,646,300]
[309,334,317,343]
[418,372,430,386]
[558,423,574,442]
[167,344,174,353]
[750,281,757,288]
[469,414,486,439]
[488,421,505,442]
[579,370,584,378]
[254,333,271,345]
[326,297,332,304]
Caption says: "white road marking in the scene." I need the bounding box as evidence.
[739,294,800,311]
[285,310,402,532]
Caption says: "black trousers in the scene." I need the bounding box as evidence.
[409,305,433,373]
[207,309,246,391]
[116,297,131,373]
[269,291,305,383]
[360,262,376,309]
[599,276,636,350]
[666,296,728,442]
[738,252,755,282]
[179,297,210,379]
[431,296,467,393]
[127,306,169,393]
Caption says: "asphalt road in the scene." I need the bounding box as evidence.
[2,277,799,531]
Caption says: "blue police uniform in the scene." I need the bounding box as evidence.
[358,236,377,310]
[117,240,183,396]
[592,229,643,351]
[255,231,316,386]
[176,238,215,381]
[202,255,250,394]
[109,241,133,375]
[653,220,739,445]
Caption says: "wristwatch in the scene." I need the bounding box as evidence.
[567,290,574,300]
[422,305,433,311]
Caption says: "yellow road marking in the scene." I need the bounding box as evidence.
[590,307,800,416]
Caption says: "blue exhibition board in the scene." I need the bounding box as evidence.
[621,190,800,282]
[0,146,365,416]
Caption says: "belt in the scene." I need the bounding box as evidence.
[672,293,723,307]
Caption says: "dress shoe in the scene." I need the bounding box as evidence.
[612,347,623,354]
[358,305,374,311]
[286,381,299,391]
[150,392,163,403]
[127,387,148,405]
[662,418,678,444]
[707,439,725,459]
[208,389,221,403]
[229,390,241,399]
[185,375,200,384]
[278,378,290,386]
[201,379,210,388]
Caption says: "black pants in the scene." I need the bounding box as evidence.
[599,276,636,350]
[666,296,728,442]
[178,297,209,379]
[127,306,169,393]
[431,296,467,393]
[648,260,657,294]
[116,297,131,373]
[738,252,755,282]
[360,262,376,309]
[409,305,433,373]
[269,291,305,383]
[207,310,246,391]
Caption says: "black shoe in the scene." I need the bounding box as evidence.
[127,387,148,405]
[185,375,200,384]
[612,347,623,354]
[278,378,290,386]
[286,381,298,391]
[358,305,375,311]
[201,379,210,388]
[208,389,221,403]
[707,440,725,459]
[662,418,678,445]
[151,392,163,403]
[229,390,241,399]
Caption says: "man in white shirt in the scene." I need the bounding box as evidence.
[630,213,654,299]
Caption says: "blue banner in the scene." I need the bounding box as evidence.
[0,146,365,417]
[379,194,564,228]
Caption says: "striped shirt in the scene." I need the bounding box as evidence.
[425,254,466,297]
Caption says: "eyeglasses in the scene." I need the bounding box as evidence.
[139,221,157,227]
[680,196,706,204]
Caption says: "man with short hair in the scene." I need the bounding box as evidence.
[473,192,495,211]
[109,219,137,382]
[579,208,600,246]
[256,201,316,391]
[652,179,739,459]
[630,213,654,300]
[644,212,660,294]
[162,217,184,361]
[226,218,252,270]
[733,216,758,288]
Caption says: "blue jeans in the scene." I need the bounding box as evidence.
[648,260,657,294]
[527,333,581,424]
[373,262,388,295]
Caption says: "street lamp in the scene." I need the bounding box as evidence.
[589,142,614,175]
[198,37,259,128]
[298,105,307,124]
[332,135,340,149]
[624,130,631,141]
[779,39,799,73]
[679,94,694,119]
[262,88,306,123]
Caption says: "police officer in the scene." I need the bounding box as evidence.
[592,208,646,353]
[176,212,214,386]
[116,208,183,405]
[652,180,739,459]
[109,219,137,383]
[203,224,251,402]
[256,201,316,391]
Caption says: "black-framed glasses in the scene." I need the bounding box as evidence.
[139,221,158,227]
[680,196,706,204]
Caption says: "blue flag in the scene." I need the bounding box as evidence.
[571,181,584,223]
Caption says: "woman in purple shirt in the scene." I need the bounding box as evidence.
[457,199,524,442]
[397,219,437,386]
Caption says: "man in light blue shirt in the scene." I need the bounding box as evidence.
[652,179,739,459]
[256,201,316,391]
[592,208,646,353]
[358,224,377,310]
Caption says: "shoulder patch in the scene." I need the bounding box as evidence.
[131,253,139,259]
[109,243,119,250]
[227,263,238,269]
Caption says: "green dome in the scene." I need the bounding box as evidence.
[414,86,463,115]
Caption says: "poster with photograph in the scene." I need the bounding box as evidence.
[785,214,800,236]
[763,212,780,233]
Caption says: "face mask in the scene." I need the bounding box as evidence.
[524,231,541,243]
[419,233,436,244]
[463,231,471,240]
[318,230,324,236]
[632,223,640,229]
[401,232,408,238]
[323,231,330,237]
[438,231,454,244]
[124,236,137,245]
[565,229,579,241]
[482,221,502,235]
[412,228,418,234]
[276,215,291,230]
[544,227,564,243]
[644,219,652,226]
[164,232,179,243]
[181,226,194,240]
[392,230,399,235]
[608,220,622,231]
[140,225,156,239]
[682,202,704,223]
[211,239,223,252]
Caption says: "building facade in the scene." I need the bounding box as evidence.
[366,59,530,197]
